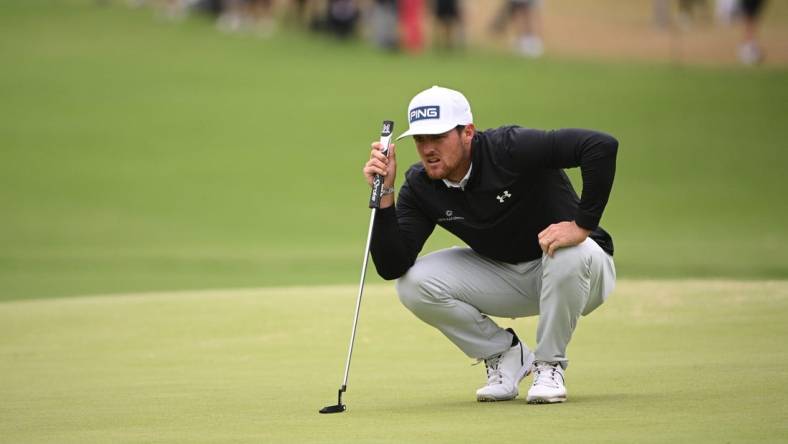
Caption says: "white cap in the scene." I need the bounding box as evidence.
[396,85,473,140]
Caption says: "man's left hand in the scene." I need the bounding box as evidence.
[538,221,592,257]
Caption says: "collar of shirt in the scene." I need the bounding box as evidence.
[442,163,473,190]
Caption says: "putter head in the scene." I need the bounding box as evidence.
[319,403,346,414]
[319,386,347,414]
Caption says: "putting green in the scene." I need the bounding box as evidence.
[1,280,786,443]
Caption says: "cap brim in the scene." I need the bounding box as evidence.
[396,122,459,140]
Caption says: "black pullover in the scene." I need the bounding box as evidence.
[370,126,618,280]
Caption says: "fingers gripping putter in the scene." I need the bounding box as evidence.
[319,120,394,414]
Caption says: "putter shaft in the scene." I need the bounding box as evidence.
[322,120,392,415]
[341,208,377,389]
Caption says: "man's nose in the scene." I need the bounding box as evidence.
[418,143,435,155]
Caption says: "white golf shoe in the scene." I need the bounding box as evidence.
[526,361,567,404]
[476,329,535,402]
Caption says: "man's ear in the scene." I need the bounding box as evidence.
[463,124,476,143]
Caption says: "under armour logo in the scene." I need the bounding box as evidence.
[496,190,512,203]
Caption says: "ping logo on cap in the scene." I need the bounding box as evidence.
[409,106,440,123]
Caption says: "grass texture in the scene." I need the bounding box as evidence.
[1,280,787,443]
[1,2,787,301]
[2,5,787,443]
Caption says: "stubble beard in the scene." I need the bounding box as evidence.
[420,136,470,181]
[423,160,450,180]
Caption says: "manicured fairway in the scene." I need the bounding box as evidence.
[1,2,788,302]
[1,280,786,443]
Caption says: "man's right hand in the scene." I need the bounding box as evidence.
[363,141,397,188]
[363,141,397,208]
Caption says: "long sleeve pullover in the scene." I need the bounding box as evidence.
[370,126,618,280]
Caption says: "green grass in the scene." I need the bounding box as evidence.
[1,5,787,441]
[0,0,788,443]
[1,280,787,443]
[0,1,788,300]
[1,2,788,301]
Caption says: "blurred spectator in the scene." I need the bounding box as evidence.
[194,0,223,15]
[432,0,464,50]
[491,0,544,58]
[369,0,399,50]
[715,0,738,24]
[216,0,274,35]
[309,0,360,38]
[738,0,766,64]
[326,0,360,38]
[400,0,426,53]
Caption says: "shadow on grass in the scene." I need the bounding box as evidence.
[349,391,651,416]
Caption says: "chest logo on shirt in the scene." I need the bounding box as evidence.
[496,190,512,203]
[437,209,465,223]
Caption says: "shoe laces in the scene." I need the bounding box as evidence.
[532,362,562,389]
[483,354,504,385]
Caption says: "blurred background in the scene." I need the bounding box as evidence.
[115,0,788,64]
[1,0,786,301]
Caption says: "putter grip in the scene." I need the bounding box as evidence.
[369,120,394,209]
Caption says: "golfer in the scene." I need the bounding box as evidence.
[362,86,617,403]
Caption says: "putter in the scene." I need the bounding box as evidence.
[319,120,394,414]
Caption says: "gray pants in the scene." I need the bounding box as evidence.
[396,238,616,368]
